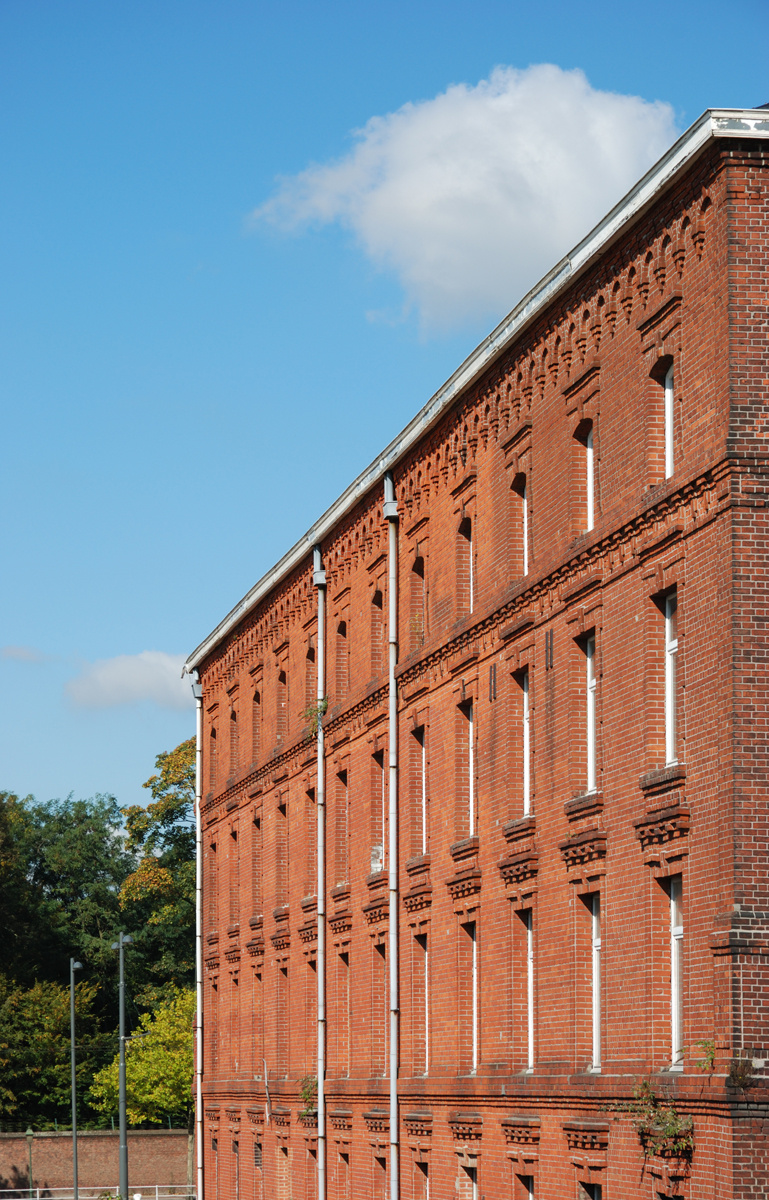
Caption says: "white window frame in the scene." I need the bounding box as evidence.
[586,426,595,531]
[419,727,428,856]
[525,909,534,1071]
[670,875,684,1069]
[522,481,529,575]
[467,700,475,836]
[665,590,678,765]
[468,519,474,613]
[591,894,601,1071]
[463,1165,478,1200]
[371,751,386,873]
[522,671,531,817]
[423,933,430,1076]
[664,363,675,479]
[469,920,478,1074]
[586,634,597,793]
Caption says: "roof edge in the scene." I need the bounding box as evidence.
[185,107,769,672]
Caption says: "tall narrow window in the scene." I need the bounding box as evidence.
[463,920,479,1073]
[371,942,388,1077]
[586,634,597,793]
[304,788,316,898]
[371,750,386,873]
[664,363,675,478]
[371,589,384,677]
[413,1161,429,1200]
[459,1164,478,1200]
[276,798,288,907]
[590,894,601,1071]
[410,725,428,857]
[305,638,316,711]
[512,472,528,577]
[336,619,349,699]
[670,875,684,1069]
[207,837,218,931]
[521,481,529,575]
[410,555,426,650]
[455,700,475,835]
[416,727,428,855]
[305,957,317,1079]
[228,825,240,927]
[251,688,261,763]
[334,950,350,1078]
[335,769,349,885]
[524,910,534,1071]
[251,811,262,920]
[573,419,595,534]
[209,725,218,793]
[227,710,239,777]
[277,669,288,743]
[458,515,474,615]
[276,962,289,1077]
[665,589,678,764]
[586,426,595,531]
[412,930,429,1075]
[252,967,264,1080]
[521,671,531,816]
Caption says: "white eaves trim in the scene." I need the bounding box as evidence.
[185,107,769,674]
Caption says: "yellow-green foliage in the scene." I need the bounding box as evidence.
[91,987,195,1125]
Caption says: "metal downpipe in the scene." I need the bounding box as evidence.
[384,473,400,1200]
[313,546,328,1200]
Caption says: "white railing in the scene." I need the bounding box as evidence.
[0,1188,195,1200]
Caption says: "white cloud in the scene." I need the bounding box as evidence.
[66,651,193,710]
[254,64,678,329]
[1,645,48,662]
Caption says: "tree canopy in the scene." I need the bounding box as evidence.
[0,737,196,1128]
[90,987,195,1128]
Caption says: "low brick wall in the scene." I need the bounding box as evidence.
[0,1130,193,1194]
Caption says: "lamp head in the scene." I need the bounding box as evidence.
[72,960,82,971]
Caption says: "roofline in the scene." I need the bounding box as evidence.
[185,107,769,673]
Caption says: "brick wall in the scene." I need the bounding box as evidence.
[193,132,769,1198]
[0,1130,192,1193]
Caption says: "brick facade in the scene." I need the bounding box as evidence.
[187,111,769,1199]
[0,1130,192,1193]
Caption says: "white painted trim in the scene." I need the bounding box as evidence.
[185,110,769,672]
[591,894,601,1071]
[585,427,594,531]
[522,670,531,817]
[664,363,675,479]
[586,634,597,793]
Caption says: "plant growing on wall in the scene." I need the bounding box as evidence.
[302,699,328,737]
[694,1038,716,1072]
[297,1074,317,1116]
[605,1080,694,1159]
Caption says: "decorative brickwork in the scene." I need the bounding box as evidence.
[190,116,769,1199]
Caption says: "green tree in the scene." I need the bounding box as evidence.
[27,794,136,994]
[0,975,106,1125]
[90,987,195,1126]
[119,739,196,1005]
[0,792,50,986]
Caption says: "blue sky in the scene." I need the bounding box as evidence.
[1,0,767,811]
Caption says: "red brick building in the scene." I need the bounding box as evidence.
[184,109,769,1200]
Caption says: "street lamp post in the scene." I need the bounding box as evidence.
[70,958,83,1200]
[111,932,133,1200]
[25,1127,33,1200]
